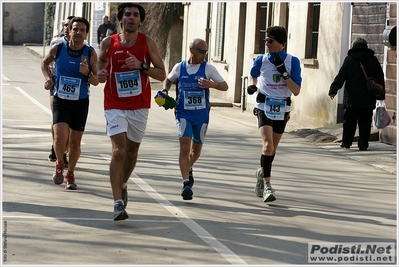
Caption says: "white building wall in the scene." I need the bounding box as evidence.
[287,2,349,128]
[182,2,237,101]
[242,2,259,106]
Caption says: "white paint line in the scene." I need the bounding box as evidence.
[15,86,52,115]
[2,74,10,81]
[100,154,247,265]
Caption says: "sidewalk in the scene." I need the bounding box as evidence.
[24,44,397,176]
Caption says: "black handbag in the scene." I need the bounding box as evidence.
[359,61,385,98]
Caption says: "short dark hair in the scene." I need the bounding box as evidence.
[69,17,90,33]
[266,26,287,45]
[117,3,145,22]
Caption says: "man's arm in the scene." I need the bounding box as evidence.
[201,64,228,91]
[145,36,166,82]
[163,78,174,92]
[198,79,228,91]
[87,49,99,86]
[41,45,58,90]
[97,36,111,83]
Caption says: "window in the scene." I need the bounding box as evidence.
[214,2,226,61]
[255,2,273,54]
[305,3,320,58]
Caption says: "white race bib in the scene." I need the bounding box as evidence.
[183,90,206,110]
[264,96,286,120]
[58,75,81,100]
[115,70,142,97]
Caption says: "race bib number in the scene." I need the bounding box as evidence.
[183,90,206,110]
[115,70,142,97]
[264,97,286,120]
[58,75,81,100]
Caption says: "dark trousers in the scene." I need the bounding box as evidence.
[342,108,373,149]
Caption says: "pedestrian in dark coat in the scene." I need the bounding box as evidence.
[329,37,385,151]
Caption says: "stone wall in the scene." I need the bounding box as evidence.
[2,3,45,45]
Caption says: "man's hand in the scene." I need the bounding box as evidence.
[271,54,287,76]
[247,85,257,95]
[125,51,139,70]
[44,77,53,90]
[79,57,89,76]
[97,69,108,83]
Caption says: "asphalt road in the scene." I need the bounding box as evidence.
[1,45,397,265]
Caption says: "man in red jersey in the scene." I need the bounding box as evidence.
[97,3,166,221]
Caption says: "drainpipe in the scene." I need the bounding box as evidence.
[43,2,47,58]
[336,2,352,123]
[241,76,248,112]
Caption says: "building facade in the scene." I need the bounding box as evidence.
[179,2,397,145]
[2,2,396,145]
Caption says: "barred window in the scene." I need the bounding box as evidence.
[214,2,226,61]
[305,3,320,58]
[255,2,274,54]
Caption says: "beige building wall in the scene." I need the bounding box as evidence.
[181,2,237,102]
[288,2,350,128]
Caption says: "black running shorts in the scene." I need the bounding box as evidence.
[254,108,290,134]
[52,96,89,132]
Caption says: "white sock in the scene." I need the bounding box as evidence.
[114,199,124,206]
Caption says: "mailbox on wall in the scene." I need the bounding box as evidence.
[382,26,396,48]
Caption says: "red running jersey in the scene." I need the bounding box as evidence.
[104,33,151,110]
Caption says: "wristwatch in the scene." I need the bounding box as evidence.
[141,62,150,71]
[282,72,290,80]
[87,71,93,78]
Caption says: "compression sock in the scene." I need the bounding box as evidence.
[260,154,273,177]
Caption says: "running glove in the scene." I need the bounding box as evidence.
[247,85,257,95]
[271,54,287,76]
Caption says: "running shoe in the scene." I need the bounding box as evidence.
[63,152,68,169]
[188,167,194,188]
[255,168,264,198]
[114,200,129,221]
[48,146,56,162]
[65,172,77,190]
[181,180,193,200]
[52,163,64,185]
[122,185,128,208]
[263,187,276,203]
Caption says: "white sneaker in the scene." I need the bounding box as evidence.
[263,187,276,203]
[255,168,264,197]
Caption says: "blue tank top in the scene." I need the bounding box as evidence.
[54,41,92,100]
[176,60,210,123]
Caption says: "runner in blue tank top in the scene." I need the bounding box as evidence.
[41,17,99,191]
[162,38,228,201]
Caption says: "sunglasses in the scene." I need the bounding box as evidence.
[264,39,275,44]
[192,47,208,54]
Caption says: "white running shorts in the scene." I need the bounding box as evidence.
[104,109,149,143]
